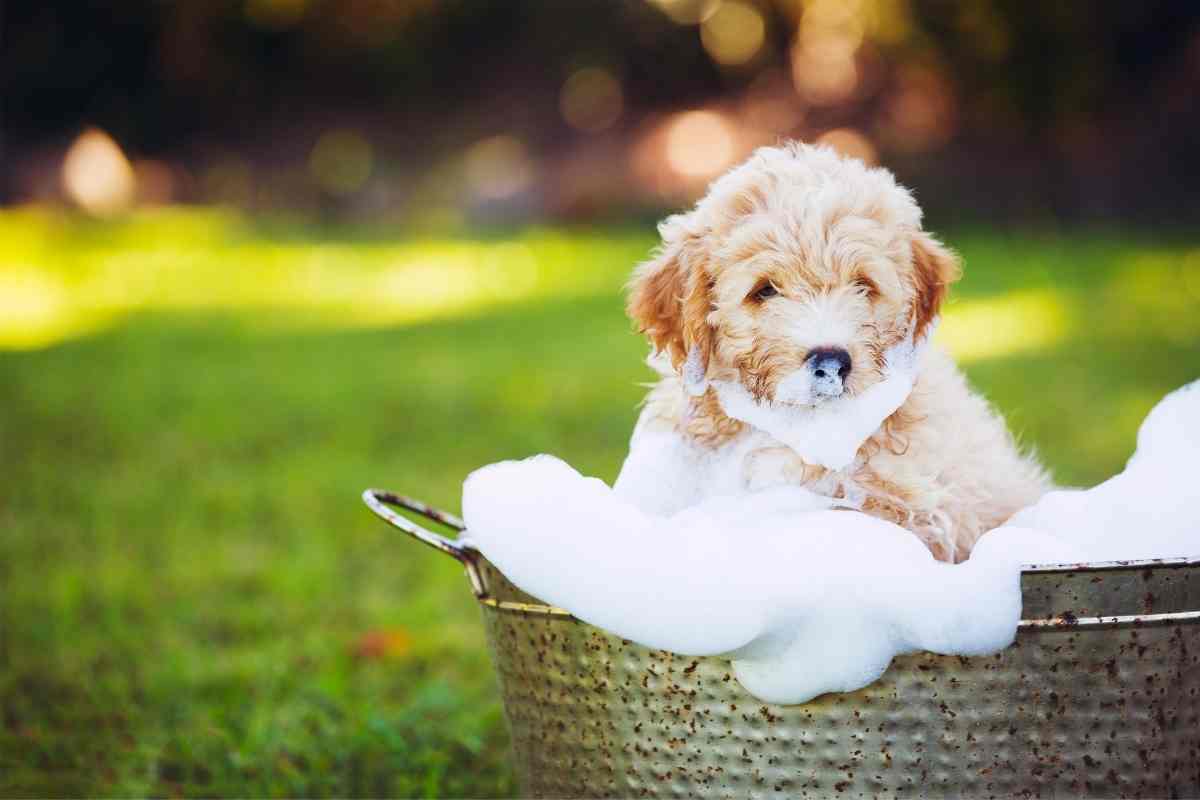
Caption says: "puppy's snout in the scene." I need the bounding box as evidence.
[807,347,852,397]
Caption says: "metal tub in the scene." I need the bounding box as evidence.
[364,490,1200,799]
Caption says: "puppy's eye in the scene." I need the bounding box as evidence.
[750,283,779,302]
[854,277,878,297]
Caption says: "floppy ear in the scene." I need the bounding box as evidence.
[909,231,961,341]
[627,220,714,389]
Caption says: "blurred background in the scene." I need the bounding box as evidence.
[2,1,1199,796]
[6,0,1200,223]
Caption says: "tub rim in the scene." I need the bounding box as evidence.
[363,488,1200,629]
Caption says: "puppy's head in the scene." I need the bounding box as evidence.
[629,143,959,407]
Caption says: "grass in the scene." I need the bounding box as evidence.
[1,209,1198,797]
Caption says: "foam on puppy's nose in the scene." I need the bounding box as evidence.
[773,370,814,405]
[809,353,848,398]
[711,321,933,470]
[812,375,844,398]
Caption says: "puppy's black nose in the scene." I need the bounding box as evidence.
[808,347,852,380]
[807,347,852,398]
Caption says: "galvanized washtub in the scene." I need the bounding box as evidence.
[364,489,1200,799]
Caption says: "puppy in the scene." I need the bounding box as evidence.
[613,143,1049,562]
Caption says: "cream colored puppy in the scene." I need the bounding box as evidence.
[614,143,1049,562]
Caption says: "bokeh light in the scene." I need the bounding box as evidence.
[741,69,806,135]
[309,130,374,196]
[815,128,877,165]
[132,160,176,205]
[61,128,136,216]
[647,0,721,25]
[790,0,864,105]
[701,2,767,66]
[665,110,737,178]
[5,0,1197,228]
[4,6,1200,798]
[560,68,624,133]
[464,135,534,200]
[880,65,957,152]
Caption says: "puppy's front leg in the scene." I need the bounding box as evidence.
[742,446,816,493]
[613,409,708,516]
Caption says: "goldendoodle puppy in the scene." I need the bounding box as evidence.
[615,143,1049,562]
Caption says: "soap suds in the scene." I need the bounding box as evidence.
[710,323,929,471]
[1006,379,1200,562]
[461,379,1199,704]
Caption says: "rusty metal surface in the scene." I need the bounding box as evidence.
[479,558,1200,799]
[362,489,485,595]
[474,558,1200,798]
[1019,557,1200,622]
[362,490,1200,799]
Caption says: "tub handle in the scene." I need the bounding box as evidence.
[361,489,486,596]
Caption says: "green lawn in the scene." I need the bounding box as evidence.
[1,210,1198,797]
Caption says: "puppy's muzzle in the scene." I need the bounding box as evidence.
[807,347,852,398]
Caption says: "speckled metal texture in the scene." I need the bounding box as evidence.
[476,558,1200,799]
[361,492,1200,799]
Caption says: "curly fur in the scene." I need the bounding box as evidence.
[618,143,1050,562]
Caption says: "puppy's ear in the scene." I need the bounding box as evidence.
[627,218,714,384]
[910,231,961,341]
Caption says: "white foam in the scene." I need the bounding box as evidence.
[460,379,1200,704]
[1005,379,1200,561]
[612,422,838,515]
[709,325,928,471]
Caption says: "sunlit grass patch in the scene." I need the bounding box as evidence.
[0,268,114,349]
[0,208,651,349]
[1103,249,1200,345]
[937,289,1070,363]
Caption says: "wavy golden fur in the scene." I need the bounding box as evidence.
[618,143,1049,562]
